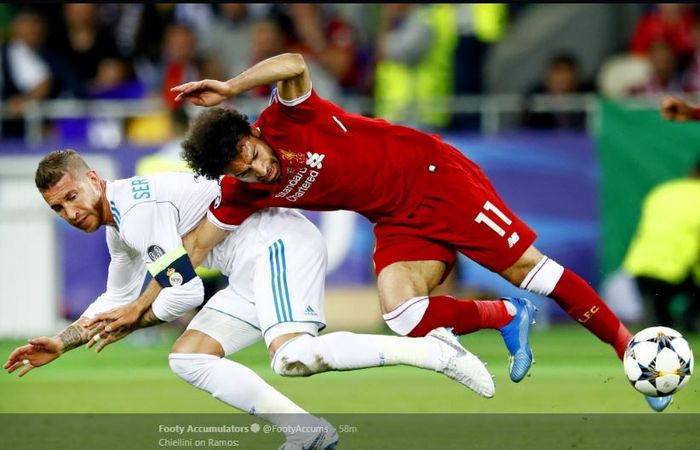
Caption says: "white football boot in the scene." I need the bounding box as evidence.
[427,327,495,398]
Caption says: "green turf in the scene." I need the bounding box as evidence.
[1,325,699,414]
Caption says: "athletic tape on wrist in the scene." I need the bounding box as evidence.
[147,245,197,288]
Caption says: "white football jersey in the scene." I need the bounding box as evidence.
[82,171,327,333]
[83,172,219,319]
[106,172,218,265]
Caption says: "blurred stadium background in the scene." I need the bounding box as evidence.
[1,3,700,418]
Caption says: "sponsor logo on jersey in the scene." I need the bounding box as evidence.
[147,244,166,262]
[507,232,520,248]
[304,305,316,316]
[213,191,222,209]
[274,151,326,202]
[275,167,320,202]
[306,152,325,169]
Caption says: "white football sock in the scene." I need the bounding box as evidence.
[271,332,444,376]
[519,256,564,296]
[169,353,316,438]
[382,296,429,335]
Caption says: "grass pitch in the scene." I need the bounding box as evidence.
[1,324,698,414]
[2,325,699,449]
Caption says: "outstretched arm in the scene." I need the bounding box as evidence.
[86,306,165,353]
[86,217,229,339]
[661,96,700,122]
[171,52,311,106]
[4,317,94,377]
[85,278,162,337]
[4,228,157,376]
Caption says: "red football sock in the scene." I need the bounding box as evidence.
[550,269,632,359]
[407,296,513,337]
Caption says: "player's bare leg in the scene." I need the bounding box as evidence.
[377,260,536,381]
[500,245,632,360]
[500,246,669,410]
[377,260,446,314]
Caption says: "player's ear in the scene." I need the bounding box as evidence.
[250,126,261,138]
[86,170,102,190]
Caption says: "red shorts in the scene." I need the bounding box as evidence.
[372,143,537,281]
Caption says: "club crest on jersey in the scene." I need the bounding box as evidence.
[275,151,325,202]
[279,149,306,164]
[147,245,166,262]
[167,267,183,286]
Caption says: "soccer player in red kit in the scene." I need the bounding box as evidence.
[170,53,666,411]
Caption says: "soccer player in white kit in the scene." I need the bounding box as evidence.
[5,150,494,450]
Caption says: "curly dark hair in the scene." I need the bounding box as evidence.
[181,107,252,180]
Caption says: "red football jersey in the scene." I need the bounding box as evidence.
[211,89,446,225]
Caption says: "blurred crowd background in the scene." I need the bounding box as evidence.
[1,3,699,338]
[2,3,700,141]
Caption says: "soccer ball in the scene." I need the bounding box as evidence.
[623,326,694,397]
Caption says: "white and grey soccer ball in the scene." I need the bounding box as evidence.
[623,326,694,397]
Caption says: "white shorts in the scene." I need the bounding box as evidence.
[189,208,327,349]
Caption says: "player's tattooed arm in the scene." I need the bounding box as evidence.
[85,278,161,334]
[86,217,223,335]
[3,317,93,377]
[57,319,91,352]
[87,307,164,353]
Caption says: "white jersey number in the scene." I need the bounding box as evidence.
[474,200,512,237]
[474,200,521,248]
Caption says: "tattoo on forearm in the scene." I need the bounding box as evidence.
[58,324,89,351]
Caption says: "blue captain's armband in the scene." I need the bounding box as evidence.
[147,245,197,288]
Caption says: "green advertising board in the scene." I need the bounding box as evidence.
[595,98,700,277]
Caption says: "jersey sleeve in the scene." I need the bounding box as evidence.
[81,228,146,318]
[208,176,258,229]
[116,202,206,322]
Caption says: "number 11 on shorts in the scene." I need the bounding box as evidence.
[474,201,520,248]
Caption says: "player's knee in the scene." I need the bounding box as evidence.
[377,261,443,314]
[271,334,331,377]
[168,353,218,388]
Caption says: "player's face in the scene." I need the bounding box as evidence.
[226,136,281,184]
[41,171,105,233]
